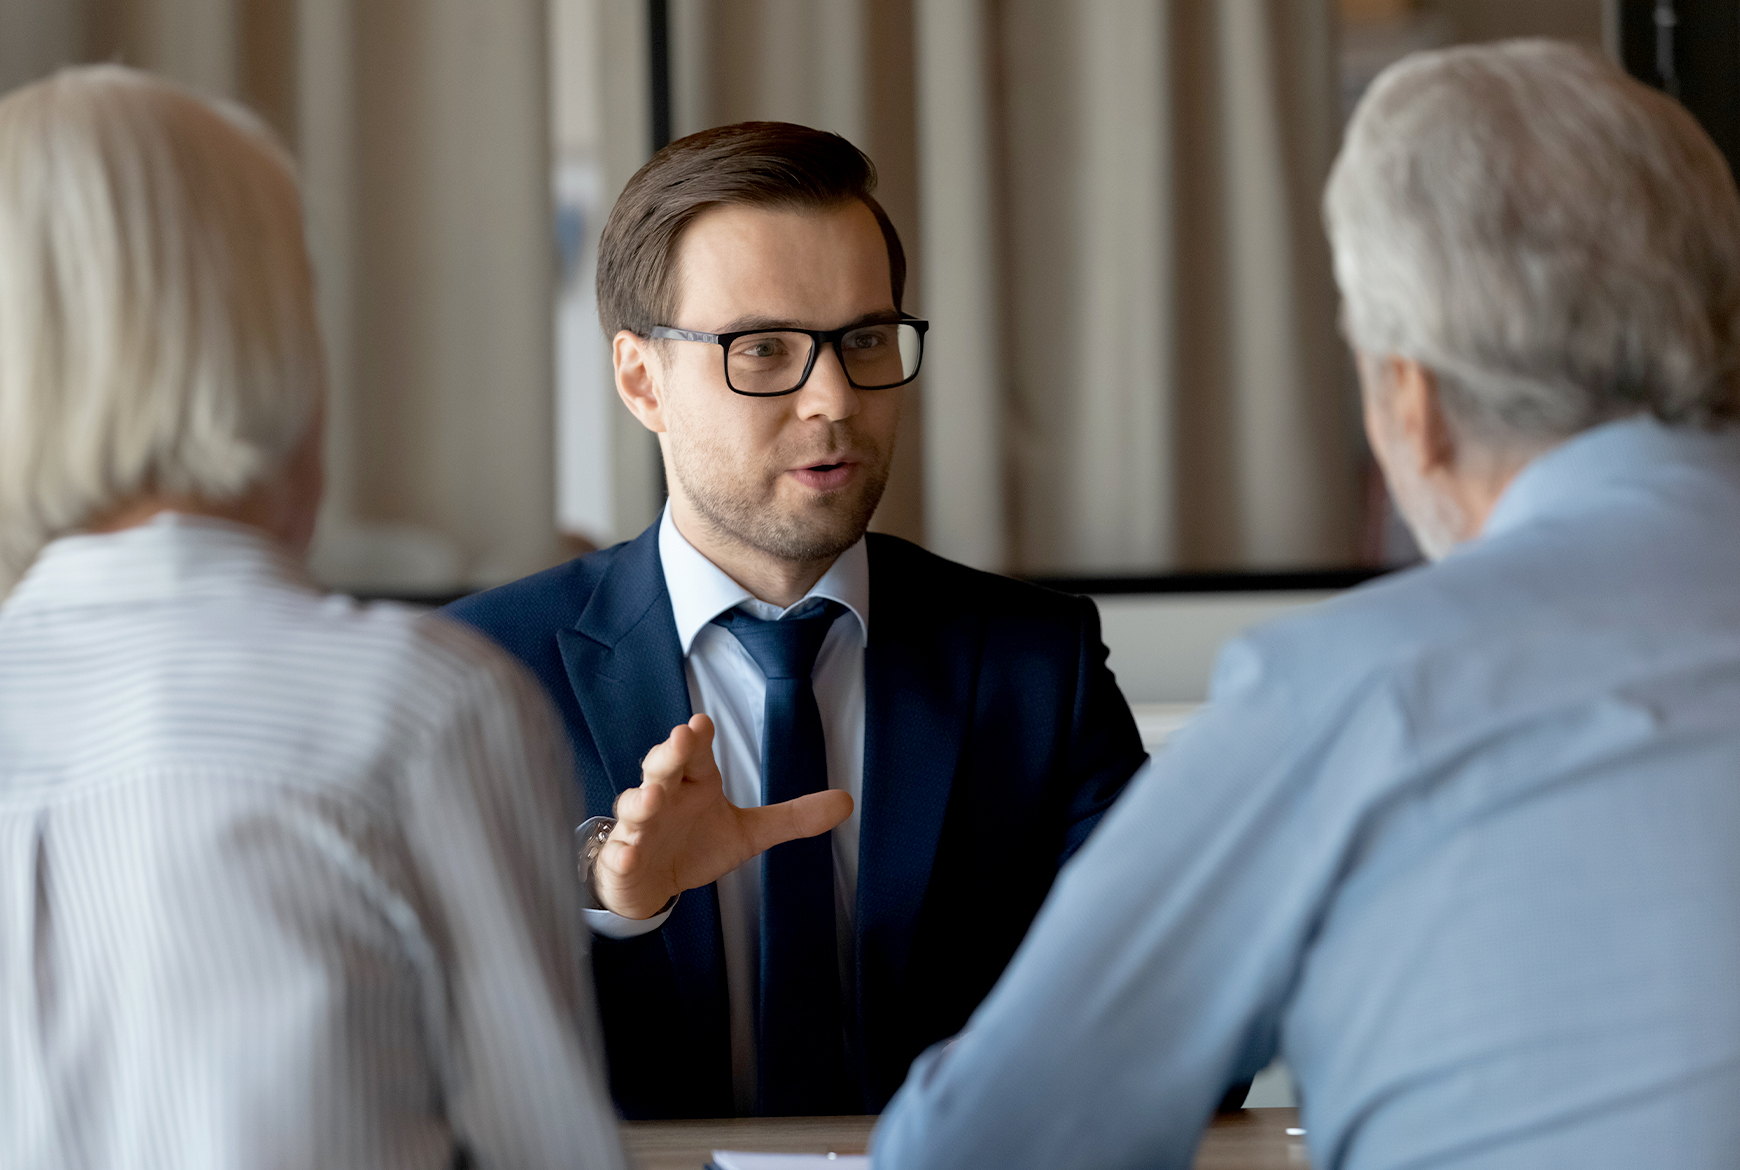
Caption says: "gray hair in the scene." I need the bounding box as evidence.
[1325,40,1740,446]
[0,66,322,591]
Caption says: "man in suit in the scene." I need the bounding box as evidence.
[448,121,1146,1120]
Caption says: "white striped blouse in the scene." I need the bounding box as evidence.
[0,513,626,1170]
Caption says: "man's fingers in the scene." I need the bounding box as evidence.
[741,789,854,855]
[613,781,665,829]
[638,723,695,791]
[688,711,715,746]
[680,713,723,785]
[639,714,722,793]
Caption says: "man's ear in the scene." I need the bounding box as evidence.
[1390,356,1458,476]
[614,330,668,434]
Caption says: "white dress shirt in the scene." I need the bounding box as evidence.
[0,514,626,1170]
[584,505,869,1113]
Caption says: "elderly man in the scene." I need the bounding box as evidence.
[873,41,1740,1170]
[0,68,623,1168]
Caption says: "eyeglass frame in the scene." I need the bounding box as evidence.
[645,313,930,398]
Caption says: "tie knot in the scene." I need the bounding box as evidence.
[715,600,846,681]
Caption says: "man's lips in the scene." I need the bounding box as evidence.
[787,460,859,492]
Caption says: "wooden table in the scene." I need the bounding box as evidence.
[623,1107,1307,1168]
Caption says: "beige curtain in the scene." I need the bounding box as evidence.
[927,0,1357,573]
[0,0,562,593]
[2,0,1359,585]
[676,0,1359,573]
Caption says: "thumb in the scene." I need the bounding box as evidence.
[742,789,854,856]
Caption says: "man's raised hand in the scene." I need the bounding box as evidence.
[591,713,854,919]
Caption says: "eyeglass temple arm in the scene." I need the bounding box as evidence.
[647,326,720,343]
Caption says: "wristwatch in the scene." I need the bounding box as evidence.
[575,815,616,889]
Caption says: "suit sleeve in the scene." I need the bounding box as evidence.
[1058,595,1150,861]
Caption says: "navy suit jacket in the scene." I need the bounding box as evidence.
[446,523,1146,1118]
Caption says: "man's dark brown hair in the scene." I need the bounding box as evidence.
[595,121,907,338]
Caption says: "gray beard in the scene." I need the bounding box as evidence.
[671,435,892,567]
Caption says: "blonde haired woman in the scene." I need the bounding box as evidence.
[0,67,625,1169]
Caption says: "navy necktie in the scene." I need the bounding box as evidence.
[715,600,853,1115]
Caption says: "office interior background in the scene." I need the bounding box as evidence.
[0,0,1624,595]
[0,0,1626,593]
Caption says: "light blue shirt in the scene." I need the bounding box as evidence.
[873,417,1740,1170]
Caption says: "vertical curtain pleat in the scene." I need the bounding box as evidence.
[1216,0,1354,568]
[915,0,1008,571]
[1001,0,1177,572]
[995,0,1355,573]
[1071,1,1175,569]
[339,0,556,588]
[295,0,360,573]
[593,0,669,544]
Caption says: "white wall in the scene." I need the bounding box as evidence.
[1095,590,1337,705]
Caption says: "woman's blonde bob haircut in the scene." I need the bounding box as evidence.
[0,65,322,591]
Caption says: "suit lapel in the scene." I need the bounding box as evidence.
[856,538,980,1018]
[557,525,692,801]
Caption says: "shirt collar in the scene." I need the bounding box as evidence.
[3,512,312,615]
[657,504,870,657]
[1482,414,1740,542]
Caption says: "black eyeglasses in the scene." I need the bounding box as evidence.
[648,314,929,398]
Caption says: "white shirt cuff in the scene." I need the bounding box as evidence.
[583,899,676,939]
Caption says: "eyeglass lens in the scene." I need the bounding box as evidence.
[726,322,923,395]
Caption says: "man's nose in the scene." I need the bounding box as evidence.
[793,343,862,422]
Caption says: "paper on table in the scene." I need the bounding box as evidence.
[708,1152,869,1170]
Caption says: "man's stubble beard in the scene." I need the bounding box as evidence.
[671,421,893,566]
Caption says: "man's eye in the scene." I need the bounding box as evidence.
[734,337,787,359]
[844,329,889,350]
